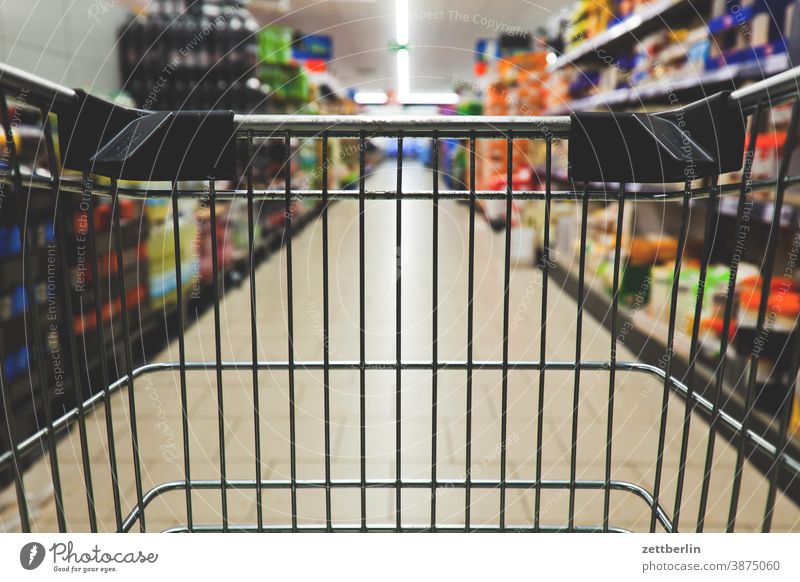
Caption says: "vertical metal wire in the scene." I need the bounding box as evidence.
[430,132,440,531]
[762,106,800,531]
[208,179,228,532]
[568,183,590,532]
[245,132,263,532]
[395,131,404,532]
[0,90,65,532]
[44,113,124,530]
[534,138,552,531]
[649,179,694,533]
[0,342,29,531]
[763,292,800,531]
[321,132,332,533]
[358,131,367,532]
[728,99,800,532]
[56,174,97,533]
[672,176,720,531]
[170,180,192,532]
[465,133,476,531]
[85,184,123,529]
[284,131,298,532]
[603,183,625,532]
[109,178,145,532]
[499,133,513,531]
[697,102,763,531]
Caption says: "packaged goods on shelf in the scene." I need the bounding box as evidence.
[565,0,614,51]
[495,0,800,444]
[737,279,800,334]
[648,263,698,323]
[706,0,793,72]
[145,199,199,310]
[69,196,150,336]
[194,202,236,287]
[615,237,677,307]
[615,0,660,20]
[684,26,712,71]
[258,62,310,104]
[473,53,550,228]
[442,138,469,190]
[118,2,262,110]
[256,26,325,107]
[258,25,294,64]
[630,29,689,86]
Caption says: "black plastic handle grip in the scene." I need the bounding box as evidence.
[58,91,237,181]
[568,92,746,183]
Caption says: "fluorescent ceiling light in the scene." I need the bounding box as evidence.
[397,49,410,95]
[396,49,458,104]
[354,91,389,105]
[396,0,409,45]
[355,1,457,106]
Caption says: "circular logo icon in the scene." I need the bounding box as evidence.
[20,542,46,570]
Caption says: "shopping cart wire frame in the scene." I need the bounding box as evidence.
[0,60,800,533]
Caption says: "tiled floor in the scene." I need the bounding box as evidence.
[1,161,798,532]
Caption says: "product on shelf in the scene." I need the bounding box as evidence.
[118,0,262,111]
[618,237,666,307]
[564,0,614,51]
[706,0,793,72]
[456,0,800,445]
[472,52,550,229]
[145,199,199,310]
[258,25,294,64]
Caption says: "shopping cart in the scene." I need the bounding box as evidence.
[0,60,799,534]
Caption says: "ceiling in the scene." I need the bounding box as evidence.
[249,0,567,94]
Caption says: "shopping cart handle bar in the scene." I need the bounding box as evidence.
[233,114,572,137]
[1,59,799,182]
[0,60,77,108]
[730,63,800,112]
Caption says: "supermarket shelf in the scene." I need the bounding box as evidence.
[0,200,326,488]
[551,261,800,501]
[548,0,710,71]
[542,172,800,207]
[545,53,789,114]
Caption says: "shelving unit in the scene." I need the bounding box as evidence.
[461,0,800,450]
[551,260,800,501]
[0,0,362,485]
[545,52,788,114]
[548,0,711,71]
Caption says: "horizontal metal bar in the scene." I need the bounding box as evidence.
[2,359,798,480]
[6,173,800,203]
[0,61,77,108]
[232,67,800,135]
[164,524,631,533]
[232,114,571,137]
[121,478,672,533]
[731,64,800,112]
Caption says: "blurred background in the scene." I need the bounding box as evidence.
[1,0,799,532]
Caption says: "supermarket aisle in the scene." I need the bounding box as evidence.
[2,160,798,533]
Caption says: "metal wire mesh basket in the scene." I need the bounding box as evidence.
[0,61,799,533]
